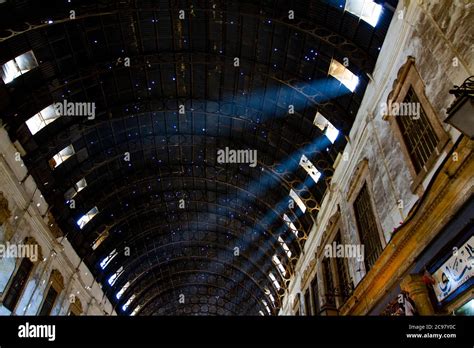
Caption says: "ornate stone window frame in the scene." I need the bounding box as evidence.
[383,57,450,194]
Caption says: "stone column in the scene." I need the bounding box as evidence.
[400,274,435,315]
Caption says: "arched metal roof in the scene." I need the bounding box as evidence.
[0,0,396,315]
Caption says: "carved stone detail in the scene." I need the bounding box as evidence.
[24,236,43,262]
[47,212,63,239]
[346,158,369,201]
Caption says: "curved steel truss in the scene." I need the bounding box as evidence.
[0,0,395,315]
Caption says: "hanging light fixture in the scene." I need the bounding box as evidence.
[445,76,474,138]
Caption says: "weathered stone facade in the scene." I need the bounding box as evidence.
[280,0,473,315]
[0,127,115,316]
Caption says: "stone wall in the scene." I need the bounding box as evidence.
[280,0,473,315]
[0,127,115,316]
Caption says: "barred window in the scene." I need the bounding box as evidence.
[322,258,335,305]
[354,183,382,271]
[2,257,33,311]
[311,277,320,315]
[397,87,439,174]
[334,233,353,302]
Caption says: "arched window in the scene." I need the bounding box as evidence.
[39,270,64,316]
[68,297,83,316]
[1,237,42,313]
[2,257,33,311]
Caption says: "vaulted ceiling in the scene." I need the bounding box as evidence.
[0,0,396,315]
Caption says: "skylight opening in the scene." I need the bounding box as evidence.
[272,254,286,277]
[116,281,131,299]
[92,229,109,250]
[131,305,141,316]
[0,50,38,84]
[122,294,136,311]
[50,144,75,169]
[268,272,281,290]
[289,189,306,213]
[75,178,87,192]
[262,299,271,315]
[100,249,118,270]
[278,236,292,258]
[345,0,383,27]
[259,310,265,316]
[299,154,322,183]
[329,59,359,92]
[108,266,124,286]
[65,178,87,200]
[64,188,75,201]
[25,105,60,135]
[313,112,340,144]
[77,206,98,229]
[325,123,340,143]
[283,213,299,237]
